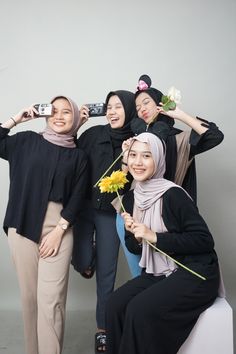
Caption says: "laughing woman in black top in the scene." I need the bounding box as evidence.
[0,97,88,354]
[106,133,220,354]
[72,90,136,353]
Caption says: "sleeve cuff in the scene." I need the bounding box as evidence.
[0,126,10,137]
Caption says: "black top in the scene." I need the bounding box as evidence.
[78,124,132,212]
[123,187,218,268]
[0,126,88,243]
[131,117,224,203]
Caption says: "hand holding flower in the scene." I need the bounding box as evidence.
[98,170,206,281]
[159,105,185,121]
[131,222,157,244]
[122,211,135,233]
[147,86,181,126]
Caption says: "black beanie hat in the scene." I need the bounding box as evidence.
[135,74,163,105]
[134,74,175,128]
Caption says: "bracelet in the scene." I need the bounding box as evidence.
[10,117,17,126]
[122,160,128,166]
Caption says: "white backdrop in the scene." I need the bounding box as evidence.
[0,0,235,329]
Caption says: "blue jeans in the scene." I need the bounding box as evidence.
[116,213,141,278]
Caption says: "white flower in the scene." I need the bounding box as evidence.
[167,86,181,104]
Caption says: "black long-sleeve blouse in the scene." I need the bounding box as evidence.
[0,126,88,243]
[123,187,218,268]
[77,124,132,212]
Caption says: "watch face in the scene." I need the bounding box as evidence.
[59,223,68,230]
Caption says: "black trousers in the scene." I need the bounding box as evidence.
[106,263,219,354]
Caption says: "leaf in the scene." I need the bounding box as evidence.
[163,101,176,111]
[161,95,169,104]
[168,101,176,110]
[162,105,169,111]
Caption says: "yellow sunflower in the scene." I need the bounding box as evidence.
[98,170,128,193]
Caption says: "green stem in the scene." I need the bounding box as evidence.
[116,191,126,213]
[146,240,206,281]
[146,112,160,130]
[93,151,125,188]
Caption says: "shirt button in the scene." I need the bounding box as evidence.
[97,198,100,202]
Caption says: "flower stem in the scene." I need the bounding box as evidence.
[116,191,126,213]
[146,240,206,281]
[93,151,124,188]
[146,112,160,130]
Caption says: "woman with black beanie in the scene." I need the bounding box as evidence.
[72,90,136,353]
[132,74,224,202]
[116,74,224,279]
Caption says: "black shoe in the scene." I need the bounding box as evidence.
[81,240,96,279]
[95,332,107,353]
[81,266,95,279]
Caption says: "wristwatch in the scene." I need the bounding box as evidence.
[58,223,69,231]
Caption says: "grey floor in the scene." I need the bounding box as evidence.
[0,308,235,354]
[0,310,96,354]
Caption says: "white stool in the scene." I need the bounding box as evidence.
[178,298,234,354]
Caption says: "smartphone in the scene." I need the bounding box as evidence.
[86,103,106,117]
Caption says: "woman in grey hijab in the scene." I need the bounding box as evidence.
[106,132,220,354]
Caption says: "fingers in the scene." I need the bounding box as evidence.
[39,246,58,258]
[79,106,89,126]
[132,224,156,243]
[23,104,38,118]
[121,215,146,241]
[122,137,134,152]
[121,212,133,226]
[131,222,141,233]
[80,105,89,122]
[31,104,40,116]
[39,239,59,258]
[51,248,59,257]
[39,245,54,258]
[39,242,54,258]
[131,223,145,239]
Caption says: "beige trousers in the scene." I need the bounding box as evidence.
[8,202,73,354]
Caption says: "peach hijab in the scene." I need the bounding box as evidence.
[41,96,81,148]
